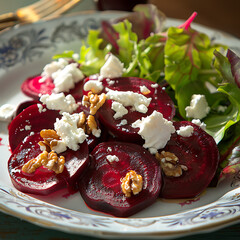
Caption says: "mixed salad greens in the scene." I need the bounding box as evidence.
[54,4,240,183]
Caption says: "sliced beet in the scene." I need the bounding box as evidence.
[78,141,161,217]
[8,104,60,152]
[86,77,175,142]
[21,75,84,101]
[8,133,89,195]
[21,75,55,100]
[16,100,40,116]
[159,121,219,199]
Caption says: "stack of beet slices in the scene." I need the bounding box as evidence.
[7,72,220,217]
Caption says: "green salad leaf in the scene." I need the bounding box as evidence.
[78,30,112,76]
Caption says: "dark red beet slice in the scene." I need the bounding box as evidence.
[21,75,84,100]
[159,121,219,199]
[78,141,161,217]
[85,77,175,142]
[16,100,40,116]
[8,133,89,195]
[21,75,54,100]
[8,104,60,152]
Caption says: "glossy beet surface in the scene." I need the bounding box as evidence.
[21,75,84,100]
[160,121,219,199]
[89,77,175,142]
[8,133,89,195]
[78,141,161,217]
[8,104,60,152]
[21,75,54,100]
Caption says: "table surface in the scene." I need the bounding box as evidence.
[0,0,240,239]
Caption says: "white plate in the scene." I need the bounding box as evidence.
[0,11,240,239]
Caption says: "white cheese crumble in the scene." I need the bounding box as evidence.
[92,128,101,138]
[106,155,120,163]
[140,85,151,95]
[111,101,128,119]
[217,105,228,113]
[41,58,68,82]
[25,125,31,131]
[177,125,194,137]
[0,104,16,122]
[191,119,206,130]
[40,93,79,114]
[185,94,210,119]
[100,54,124,78]
[132,111,175,154]
[83,80,103,94]
[37,104,47,113]
[54,112,87,152]
[117,119,127,126]
[106,90,151,114]
[151,83,158,88]
[52,63,84,93]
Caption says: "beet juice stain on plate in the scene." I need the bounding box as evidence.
[96,0,148,11]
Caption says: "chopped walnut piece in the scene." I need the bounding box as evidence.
[156,151,188,177]
[82,91,106,115]
[121,170,143,198]
[77,111,100,136]
[40,129,60,141]
[87,115,98,133]
[22,150,65,174]
[38,129,61,152]
[77,112,87,129]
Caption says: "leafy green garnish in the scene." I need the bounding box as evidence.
[78,30,112,76]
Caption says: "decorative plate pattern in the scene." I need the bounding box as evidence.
[0,11,240,239]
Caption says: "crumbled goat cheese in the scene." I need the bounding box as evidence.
[140,85,151,95]
[51,140,67,154]
[54,112,87,152]
[132,111,175,154]
[41,58,68,82]
[37,104,47,113]
[106,155,120,163]
[25,125,31,131]
[151,83,158,88]
[217,105,228,113]
[185,94,210,119]
[100,54,124,78]
[83,80,103,94]
[106,90,151,114]
[117,119,127,126]
[92,128,101,138]
[111,101,128,119]
[0,104,16,122]
[40,93,79,114]
[191,119,206,130]
[52,63,84,93]
[177,125,194,137]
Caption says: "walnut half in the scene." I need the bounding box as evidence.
[82,91,106,115]
[121,170,143,198]
[156,151,188,177]
[22,150,65,174]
